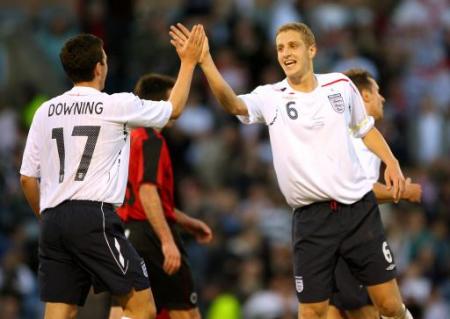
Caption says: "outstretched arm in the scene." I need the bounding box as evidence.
[362,127,405,203]
[169,24,205,119]
[373,178,422,204]
[169,23,248,116]
[174,209,213,244]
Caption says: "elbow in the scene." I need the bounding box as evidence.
[20,175,29,188]
[170,108,181,119]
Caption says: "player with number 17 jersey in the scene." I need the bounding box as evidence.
[20,87,171,212]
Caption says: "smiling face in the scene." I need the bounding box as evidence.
[276,29,316,81]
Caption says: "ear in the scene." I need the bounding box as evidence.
[360,88,371,103]
[94,62,102,78]
[309,44,317,59]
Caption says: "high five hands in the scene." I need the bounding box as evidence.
[170,23,210,64]
[169,24,206,65]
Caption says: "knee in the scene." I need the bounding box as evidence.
[300,305,328,319]
[145,302,157,319]
[68,307,78,319]
[376,298,403,317]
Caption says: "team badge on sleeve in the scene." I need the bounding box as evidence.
[328,93,345,113]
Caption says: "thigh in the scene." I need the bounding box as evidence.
[39,209,91,306]
[292,203,342,303]
[66,203,150,296]
[127,221,198,312]
[330,258,372,311]
[346,305,379,319]
[340,193,397,286]
[44,303,78,319]
[366,279,402,313]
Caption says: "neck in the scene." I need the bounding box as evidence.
[74,80,102,91]
[287,72,317,93]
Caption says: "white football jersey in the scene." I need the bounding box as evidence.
[238,73,375,208]
[351,136,381,185]
[20,86,172,212]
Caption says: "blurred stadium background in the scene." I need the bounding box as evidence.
[0,0,449,318]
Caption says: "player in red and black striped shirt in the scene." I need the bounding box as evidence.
[112,74,212,319]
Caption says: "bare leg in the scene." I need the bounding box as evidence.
[109,306,123,319]
[116,288,156,319]
[346,305,379,319]
[366,279,405,318]
[44,302,77,319]
[168,307,201,319]
[299,300,329,319]
[326,305,346,319]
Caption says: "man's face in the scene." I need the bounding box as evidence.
[276,30,315,79]
[365,78,385,120]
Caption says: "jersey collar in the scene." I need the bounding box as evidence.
[66,86,102,96]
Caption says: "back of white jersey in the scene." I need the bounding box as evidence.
[20,86,172,212]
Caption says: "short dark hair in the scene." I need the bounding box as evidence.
[59,34,104,83]
[344,68,374,93]
[134,74,175,101]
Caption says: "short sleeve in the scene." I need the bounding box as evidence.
[237,86,266,124]
[348,81,374,138]
[20,109,42,177]
[141,135,162,185]
[113,93,172,129]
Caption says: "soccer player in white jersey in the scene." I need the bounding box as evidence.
[169,23,415,319]
[326,69,422,319]
[19,27,205,319]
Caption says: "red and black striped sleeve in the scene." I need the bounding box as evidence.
[141,131,163,185]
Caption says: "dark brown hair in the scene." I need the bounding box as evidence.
[134,74,175,100]
[344,68,374,93]
[59,34,104,83]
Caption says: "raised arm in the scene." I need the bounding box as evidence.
[169,23,248,116]
[169,24,205,119]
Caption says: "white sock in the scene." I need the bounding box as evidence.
[381,304,413,319]
[121,317,132,319]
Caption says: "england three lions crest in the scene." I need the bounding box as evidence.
[295,276,303,293]
[328,93,345,113]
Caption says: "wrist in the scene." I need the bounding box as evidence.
[199,54,213,69]
[180,60,197,70]
[385,158,399,167]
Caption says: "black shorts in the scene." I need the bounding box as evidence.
[124,219,197,312]
[330,258,372,310]
[39,200,149,306]
[292,191,396,303]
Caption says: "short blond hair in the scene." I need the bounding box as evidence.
[276,22,316,47]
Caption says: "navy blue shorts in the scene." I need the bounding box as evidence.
[39,200,150,306]
[330,258,372,310]
[292,191,397,303]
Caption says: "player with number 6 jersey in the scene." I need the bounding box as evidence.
[20,28,205,319]
[169,22,414,319]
